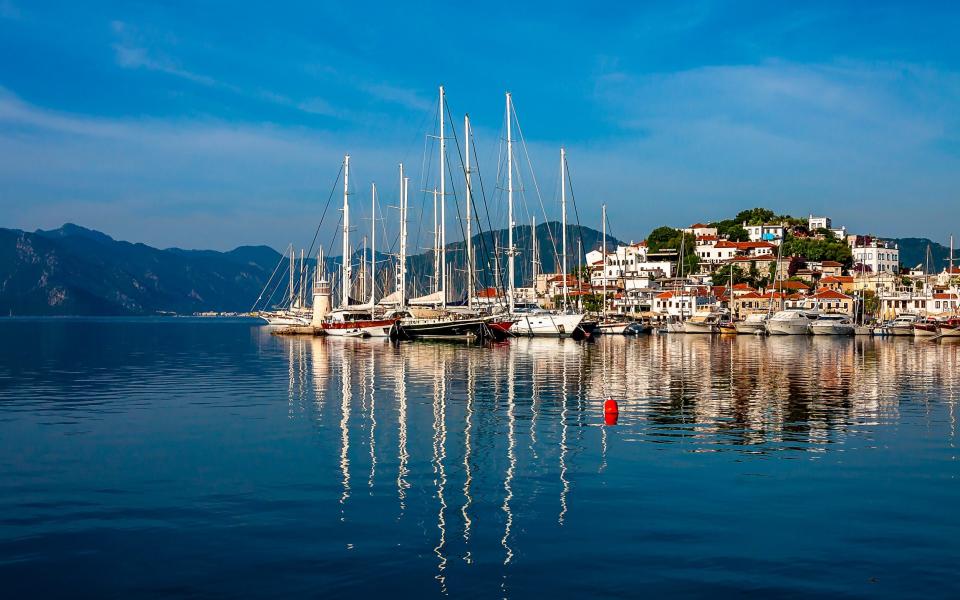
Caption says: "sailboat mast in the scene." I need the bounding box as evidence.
[439,85,447,309]
[342,155,351,308]
[506,92,515,314]
[432,188,439,295]
[370,182,377,307]
[289,244,295,307]
[532,217,538,289]
[398,164,407,310]
[300,248,305,308]
[561,147,568,312]
[602,204,607,317]
[465,114,474,310]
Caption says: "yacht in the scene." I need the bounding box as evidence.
[596,316,633,335]
[766,309,818,335]
[809,313,855,336]
[319,307,397,337]
[261,310,310,327]
[682,310,720,334]
[510,306,585,338]
[734,313,768,335]
[888,313,919,336]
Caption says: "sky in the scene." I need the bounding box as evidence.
[1,1,960,251]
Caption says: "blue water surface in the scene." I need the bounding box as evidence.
[0,318,958,598]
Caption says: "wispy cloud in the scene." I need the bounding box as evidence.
[110,21,222,88]
[358,82,432,112]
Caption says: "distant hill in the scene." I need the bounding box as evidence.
[891,238,955,272]
[0,222,615,315]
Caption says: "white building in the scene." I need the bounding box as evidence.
[683,223,718,237]
[808,215,847,240]
[744,222,786,244]
[850,236,899,274]
[587,244,674,289]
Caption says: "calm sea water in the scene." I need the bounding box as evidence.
[1,318,959,598]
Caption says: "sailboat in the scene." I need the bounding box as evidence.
[390,87,512,341]
[595,204,633,335]
[317,156,399,337]
[262,245,312,326]
[505,100,584,338]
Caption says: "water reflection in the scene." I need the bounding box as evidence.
[273,332,960,595]
[3,319,960,597]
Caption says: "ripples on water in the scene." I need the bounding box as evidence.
[1,318,959,597]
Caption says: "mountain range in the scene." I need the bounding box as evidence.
[0,222,615,315]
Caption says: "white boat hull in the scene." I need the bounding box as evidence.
[682,322,715,334]
[511,313,584,337]
[939,326,960,337]
[913,327,939,337]
[810,323,855,336]
[734,322,765,334]
[888,325,915,336]
[597,322,630,335]
[854,325,873,336]
[767,321,810,335]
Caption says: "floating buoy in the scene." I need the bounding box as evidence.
[604,399,619,414]
[604,412,619,426]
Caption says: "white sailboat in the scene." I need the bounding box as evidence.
[507,112,583,337]
[319,156,398,337]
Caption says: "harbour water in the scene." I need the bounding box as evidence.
[2,318,959,597]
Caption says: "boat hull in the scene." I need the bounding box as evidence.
[854,325,873,336]
[810,323,855,335]
[320,319,397,337]
[766,321,810,335]
[391,316,507,341]
[511,313,585,337]
[939,326,960,337]
[913,326,939,337]
[888,325,915,336]
[681,322,716,334]
[596,322,630,335]
[734,321,766,334]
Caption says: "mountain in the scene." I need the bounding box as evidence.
[891,238,956,271]
[0,222,615,315]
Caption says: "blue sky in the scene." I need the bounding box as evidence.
[1,1,959,251]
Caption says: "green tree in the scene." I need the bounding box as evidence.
[735,207,776,225]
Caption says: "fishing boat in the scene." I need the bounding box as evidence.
[734,313,767,334]
[682,310,720,334]
[913,317,940,337]
[766,309,818,335]
[624,321,651,335]
[888,313,919,336]
[809,313,855,335]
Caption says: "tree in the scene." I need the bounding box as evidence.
[644,226,698,274]
[788,256,807,277]
[735,208,776,225]
[781,235,853,267]
[713,221,749,242]
[713,264,749,285]
[582,293,603,313]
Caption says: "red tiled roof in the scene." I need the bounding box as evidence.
[821,260,843,267]
[934,293,959,299]
[813,289,852,300]
[781,280,810,290]
[733,283,756,290]
[820,276,853,284]
[690,223,709,228]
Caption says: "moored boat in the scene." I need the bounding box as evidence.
[809,313,855,336]
[682,310,720,334]
[766,309,818,335]
[913,317,940,337]
[939,317,960,337]
[888,313,919,336]
[734,313,767,335]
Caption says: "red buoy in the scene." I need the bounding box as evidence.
[604,411,619,426]
[604,399,619,414]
